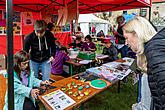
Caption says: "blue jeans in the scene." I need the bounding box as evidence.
[30,60,51,81]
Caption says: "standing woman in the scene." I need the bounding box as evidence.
[114,16,128,58]
[3,50,50,110]
[123,16,165,110]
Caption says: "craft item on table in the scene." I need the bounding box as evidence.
[61,87,67,91]
[39,84,57,95]
[68,91,73,95]
[73,85,78,88]
[67,83,71,88]
[77,96,82,100]
[80,78,86,82]
[84,90,91,96]
[78,91,82,94]
[68,87,72,90]
[77,72,99,82]
[85,85,90,88]
[77,83,81,86]
[66,83,73,90]
[39,87,46,95]
[90,79,107,89]
[71,82,76,86]
[78,86,83,90]
[72,76,79,80]
[73,92,78,97]
[80,93,84,97]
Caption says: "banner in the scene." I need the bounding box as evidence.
[57,6,68,26]
[23,12,34,26]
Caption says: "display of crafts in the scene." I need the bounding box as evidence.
[60,81,91,100]
[86,58,133,82]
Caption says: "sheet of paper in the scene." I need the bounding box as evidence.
[42,89,75,110]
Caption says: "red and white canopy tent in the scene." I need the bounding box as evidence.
[2,0,151,109]
[0,0,152,54]
[0,0,151,14]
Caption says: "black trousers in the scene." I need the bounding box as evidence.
[23,97,39,110]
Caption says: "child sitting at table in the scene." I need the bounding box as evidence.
[102,40,118,62]
[3,50,50,110]
[69,37,83,50]
[51,47,70,77]
[81,35,96,52]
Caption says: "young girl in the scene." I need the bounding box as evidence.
[3,50,50,110]
[81,35,96,52]
[51,47,70,77]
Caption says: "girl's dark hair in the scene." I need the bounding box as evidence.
[47,23,55,31]
[60,47,68,53]
[85,35,92,42]
[14,50,30,80]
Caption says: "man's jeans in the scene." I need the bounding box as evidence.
[30,60,51,81]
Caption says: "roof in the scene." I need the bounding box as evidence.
[0,0,151,14]
[78,14,110,24]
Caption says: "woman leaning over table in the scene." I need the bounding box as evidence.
[122,16,165,110]
[3,50,50,110]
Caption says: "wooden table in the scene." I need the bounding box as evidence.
[65,58,96,76]
[38,76,112,110]
[65,58,83,76]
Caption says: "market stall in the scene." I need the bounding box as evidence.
[0,0,152,109]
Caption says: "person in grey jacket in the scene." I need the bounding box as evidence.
[123,16,165,110]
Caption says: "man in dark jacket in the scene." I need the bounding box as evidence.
[144,27,165,110]
[102,40,118,62]
[24,20,56,81]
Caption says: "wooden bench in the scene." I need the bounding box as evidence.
[0,75,7,109]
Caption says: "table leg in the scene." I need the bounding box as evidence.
[117,81,120,93]
[79,103,84,110]
[69,64,73,76]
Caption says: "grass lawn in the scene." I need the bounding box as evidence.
[83,77,137,110]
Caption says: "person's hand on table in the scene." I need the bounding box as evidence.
[41,80,51,86]
[89,48,96,52]
[31,89,40,99]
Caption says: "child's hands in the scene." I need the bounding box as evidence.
[41,80,51,86]
[47,56,54,63]
[31,89,39,99]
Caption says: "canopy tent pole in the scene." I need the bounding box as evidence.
[149,7,151,21]
[6,0,14,110]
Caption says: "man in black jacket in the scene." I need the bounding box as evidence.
[24,20,56,81]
